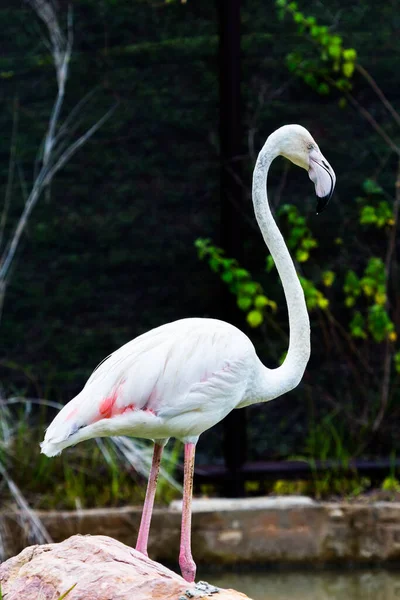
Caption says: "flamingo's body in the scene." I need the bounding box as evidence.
[41,124,336,583]
[42,318,269,455]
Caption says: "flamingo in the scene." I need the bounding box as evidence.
[41,124,336,583]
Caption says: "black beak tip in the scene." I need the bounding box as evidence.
[316,190,333,215]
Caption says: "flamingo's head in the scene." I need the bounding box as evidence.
[271,124,336,213]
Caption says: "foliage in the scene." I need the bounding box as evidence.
[195,238,277,328]
[272,479,308,495]
[198,0,400,462]
[196,187,398,343]
[275,0,400,448]
[381,476,400,493]
[272,474,370,499]
[276,0,357,96]
[196,232,332,329]
[0,400,180,511]
[278,204,318,263]
[57,585,77,600]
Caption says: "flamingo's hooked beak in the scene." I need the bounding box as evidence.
[308,148,336,213]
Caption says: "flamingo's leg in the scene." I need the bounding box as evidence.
[179,442,197,583]
[136,441,164,556]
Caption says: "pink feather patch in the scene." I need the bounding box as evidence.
[99,382,124,419]
[121,403,136,414]
[66,407,78,421]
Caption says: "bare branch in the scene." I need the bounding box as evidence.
[0,0,114,304]
[55,87,99,143]
[356,64,400,130]
[345,92,400,157]
[43,104,117,186]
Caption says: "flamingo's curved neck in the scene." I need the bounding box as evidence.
[251,139,310,400]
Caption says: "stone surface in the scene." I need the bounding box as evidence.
[0,535,252,600]
[2,497,400,566]
[170,496,317,512]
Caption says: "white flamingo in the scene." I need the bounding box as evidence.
[41,124,336,582]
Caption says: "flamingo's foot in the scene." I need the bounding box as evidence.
[135,543,148,557]
[179,551,196,583]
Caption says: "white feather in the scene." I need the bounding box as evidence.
[41,318,259,456]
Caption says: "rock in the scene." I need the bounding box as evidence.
[0,534,252,600]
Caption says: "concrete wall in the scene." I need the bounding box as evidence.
[3,497,400,565]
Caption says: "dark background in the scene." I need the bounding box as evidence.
[1,0,399,466]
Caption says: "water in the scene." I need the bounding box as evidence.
[199,569,400,600]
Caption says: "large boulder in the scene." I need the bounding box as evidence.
[0,534,252,600]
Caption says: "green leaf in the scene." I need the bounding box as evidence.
[318,82,330,95]
[360,205,377,225]
[240,281,258,296]
[361,277,375,297]
[296,249,309,262]
[349,312,367,339]
[254,295,269,309]
[301,238,318,250]
[303,73,318,87]
[221,271,233,283]
[266,255,275,272]
[247,310,264,328]
[342,62,354,78]
[222,258,235,269]
[209,258,219,273]
[237,296,253,311]
[317,296,329,310]
[331,35,342,46]
[57,584,77,600]
[363,179,383,195]
[336,78,350,90]
[375,201,394,227]
[328,44,341,59]
[322,271,335,287]
[343,270,361,296]
[394,352,400,374]
[286,53,302,71]
[343,48,357,61]
[368,304,394,342]
[234,268,250,280]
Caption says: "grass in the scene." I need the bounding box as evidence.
[0,396,181,558]
[0,397,181,511]
[57,584,76,599]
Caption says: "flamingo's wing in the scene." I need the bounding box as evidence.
[43,318,255,450]
[85,318,254,419]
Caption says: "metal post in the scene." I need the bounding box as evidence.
[216,0,247,497]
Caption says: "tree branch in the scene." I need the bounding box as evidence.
[356,64,400,130]
[0,1,114,310]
